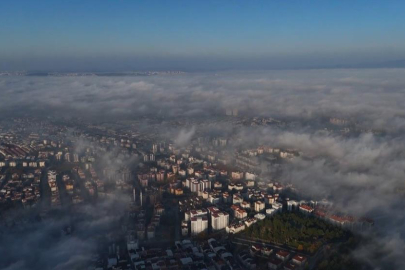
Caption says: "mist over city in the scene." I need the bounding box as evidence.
[1,1,405,270]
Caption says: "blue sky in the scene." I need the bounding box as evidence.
[1,0,405,71]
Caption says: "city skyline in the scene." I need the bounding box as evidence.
[1,2,405,270]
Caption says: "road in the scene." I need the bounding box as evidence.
[174,205,180,241]
[232,237,302,254]
[40,168,51,209]
[232,237,325,270]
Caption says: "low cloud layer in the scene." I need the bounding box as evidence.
[0,194,130,270]
[1,69,405,269]
[231,127,405,269]
[1,69,405,132]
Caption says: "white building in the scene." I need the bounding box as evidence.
[235,183,244,191]
[208,194,221,204]
[149,153,155,161]
[231,171,243,180]
[244,218,258,227]
[245,172,257,180]
[254,201,265,212]
[195,171,204,179]
[172,165,179,174]
[181,221,189,236]
[201,179,211,191]
[47,170,58,192]
[246,180,255,187]
[254,213,266,220]
[179,169,186,177]
[287,200,300,211]
[226,223,246,234]
[191,216,208,236]
[187,167,194,175]
[191,180,200,193]
[156,170,165,182]
[272,202,283,212]
[233,194,243,205]
[265,195,275,205]
[241,201,251,209]
[185,208,208,221]
[211,211,229,231]
[231,205,248,219]
[266,208,277,217]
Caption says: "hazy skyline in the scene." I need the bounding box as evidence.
[1,68,405,269]
[1,0,405,71]
[2,2,405,269]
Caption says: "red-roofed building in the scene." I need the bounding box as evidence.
[299,204,314,214]
[314,209,327,219]
[276,250,291,262]
[292,254,307,266]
